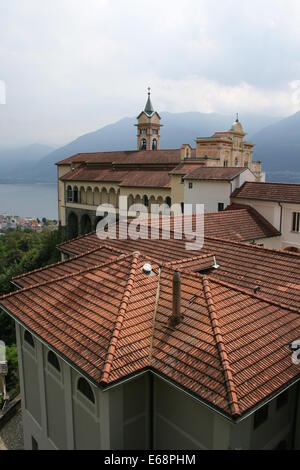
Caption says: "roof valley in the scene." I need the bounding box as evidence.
[202,276,241,417]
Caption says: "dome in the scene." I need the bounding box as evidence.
[230,116,244,134]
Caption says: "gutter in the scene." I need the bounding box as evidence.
[279,202,283,233]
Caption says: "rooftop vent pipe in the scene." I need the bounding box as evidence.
[169,271,183,328]
[142,263,153,275]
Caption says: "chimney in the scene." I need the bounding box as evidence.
[169,271,183,328]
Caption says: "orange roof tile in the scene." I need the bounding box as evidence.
[12,246,125,289]
[57,149,181,166]
[2,255,298,419]
[231,181,300,204]
[184,167,249,181]
[57,228,300,310]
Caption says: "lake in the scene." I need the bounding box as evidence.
[0,183,58,220]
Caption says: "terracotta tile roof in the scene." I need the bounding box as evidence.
[57,149,181,166]
[12,246,126,289]
[61,167,130,183]
[169,162,204,175]
[184,167,249,181]
[1,256,299,418]
[231,181,300,204]
[118,171,171,188]
[57,230,300,310]
[149,209,280,241]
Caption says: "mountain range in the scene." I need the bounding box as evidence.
[0,111,299,183]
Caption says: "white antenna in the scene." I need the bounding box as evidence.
[212,256,220,269]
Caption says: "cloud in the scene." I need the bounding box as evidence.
[1,0,300,146]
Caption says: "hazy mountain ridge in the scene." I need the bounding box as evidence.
[0,143,55,181]
[2,110,300,183]
[22,111,281,183]
[251,111,300,180]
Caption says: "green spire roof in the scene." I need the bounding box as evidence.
[144,87,155,116]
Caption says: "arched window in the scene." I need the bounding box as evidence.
[143,195,149,208]
[235,157,238,166]
[47,351,60,372]
[152,139,157,150]
[73,187,79,203]
[140,139,147,150]
[165,197,172,208]
[77,377,95,404]
[66,186,73,202]
[223,160,228,167]
[24,330,35,348]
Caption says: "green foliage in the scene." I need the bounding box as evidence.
[0,229,61,345]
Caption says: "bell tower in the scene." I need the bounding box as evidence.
[136,88,162,151]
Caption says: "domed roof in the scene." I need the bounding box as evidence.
[230,115,244,134]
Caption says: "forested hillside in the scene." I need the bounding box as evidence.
[0,229,61,404]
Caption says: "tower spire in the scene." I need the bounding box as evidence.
[144,86,154,116]
[136,88,162,151]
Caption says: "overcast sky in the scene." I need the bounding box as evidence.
[1,0,300,147]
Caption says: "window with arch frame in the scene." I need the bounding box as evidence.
[66,186,73,202]
[47,350,61,372]
[77,377,95,404]
[140,139,147,150]
[152,139,157,150]
[24,330,35,348]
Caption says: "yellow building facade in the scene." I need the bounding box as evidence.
[57,93,265,239]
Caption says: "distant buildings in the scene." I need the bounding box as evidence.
[0,91,299,451]
[57,91,264,240]
[0,215,57,233]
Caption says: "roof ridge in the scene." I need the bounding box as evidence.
[0,253,134,301]
[237,205,281,236]
[149,267,162,365]
[205,275,300,314]
[164,252,213,267]
[204,235,300,257]
[160,264,300,314]
[101,252,140,383]
[243,181,300,187]
[12,246,105,281]
[202,276,241,417]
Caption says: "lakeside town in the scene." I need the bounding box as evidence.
[0,215,58,233]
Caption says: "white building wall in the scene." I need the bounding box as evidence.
[184,181,232,213]
[281,203,300,250]
[231,197,300,250]
[184,171,255,213]
[233,169,256,192]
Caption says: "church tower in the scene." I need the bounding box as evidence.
[136,88,162,151]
